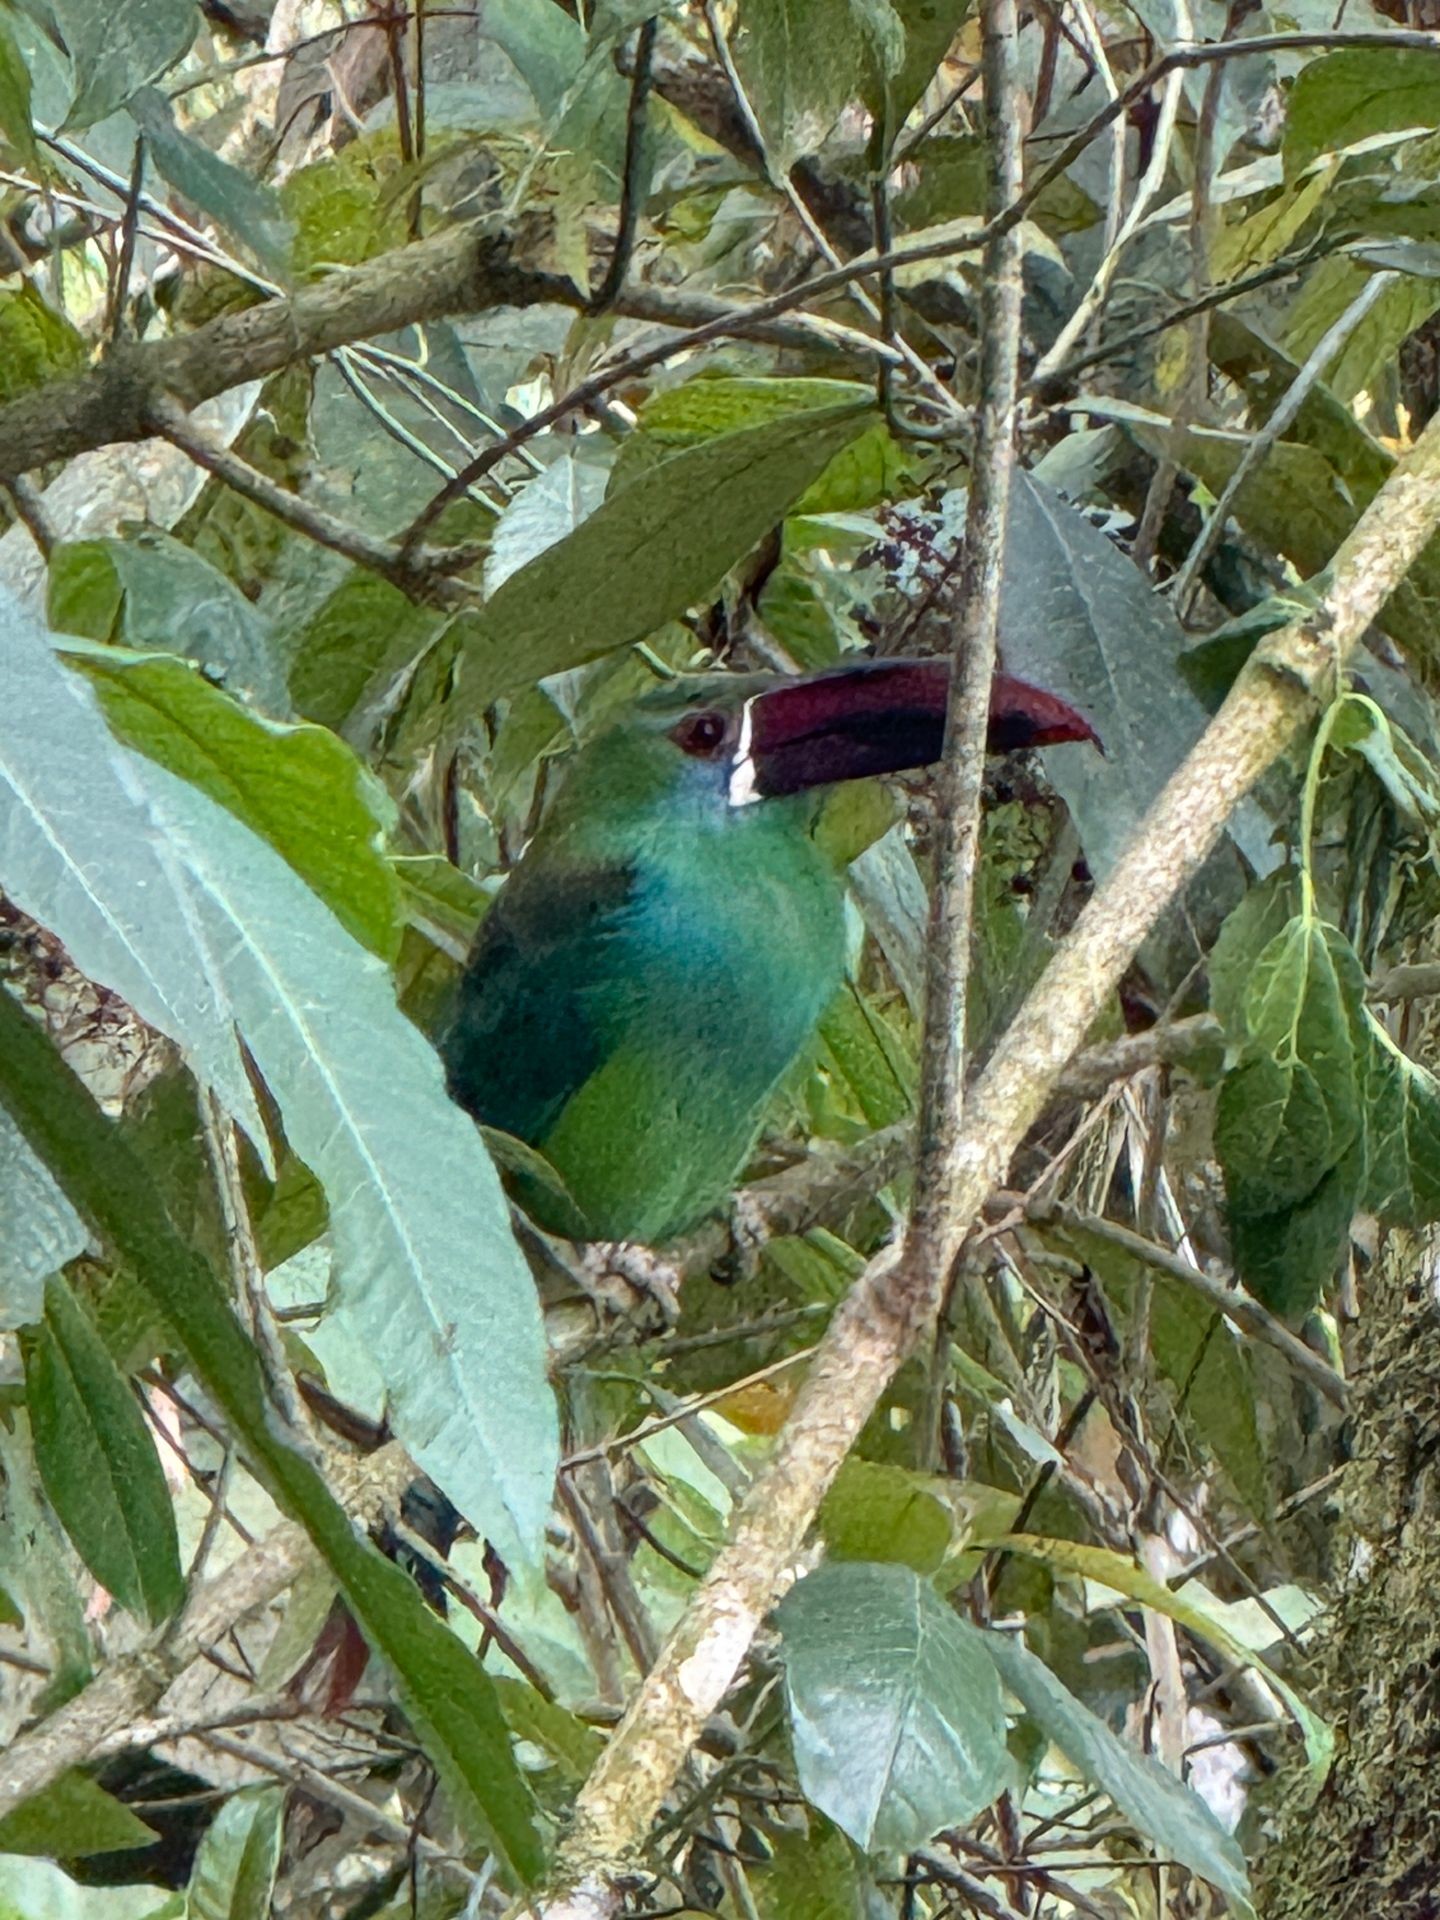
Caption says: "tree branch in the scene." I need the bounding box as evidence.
[0,217,566,479]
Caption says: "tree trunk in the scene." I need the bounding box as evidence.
[1255,1208,1440,1917]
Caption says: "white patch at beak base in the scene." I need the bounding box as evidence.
[727,695,762,808]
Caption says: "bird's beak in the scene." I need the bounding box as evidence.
[732,656,1101,803]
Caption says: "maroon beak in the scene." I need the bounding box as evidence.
[742,656,1102,799]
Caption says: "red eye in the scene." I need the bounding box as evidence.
[672,711,727,757]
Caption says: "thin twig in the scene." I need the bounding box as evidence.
[590,16,658,313]
[907,0,1026,1293]
[106,136,147,347]
[1171,270,1398,615]
[1028,1201,1347,1405]
[144,394,474,602]
[1031,0,1191,383]
[1,475,55,557]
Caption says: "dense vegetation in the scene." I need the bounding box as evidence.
[1,1,1439,1916]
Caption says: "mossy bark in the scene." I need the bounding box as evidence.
[1255,1220,1440,1916]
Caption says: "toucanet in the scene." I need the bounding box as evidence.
[442,656,1099,1244]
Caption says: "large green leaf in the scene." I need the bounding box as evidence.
[863,0,968,156]
[52,0,196,129]
[24,1275,183,1625]
[63,640,402,961]
[0,1770,156,1859]
[184,1786,283,1920]
[752,1819,864,1920]
[287,573,457,744]
[2,596,555,1567]
[0,588,266,1149]
[1360,1020,1440,1228]
[993,474,1273,884]
[732,0,888,166]
[447,403,872,720]
[818,1459,952,1573]
[121,759,556,1569]
[1285,48,1440,179]
[775,1561,1010,1852]
[0,992,546,1884]
[1218,918,1366,1213]
[986,1632,1253,1917]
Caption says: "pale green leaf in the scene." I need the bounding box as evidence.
[0,589,267,1153]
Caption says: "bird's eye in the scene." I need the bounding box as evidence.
[672,711,728,757]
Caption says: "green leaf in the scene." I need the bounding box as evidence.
[1227,919,1365,1193]
[0,13,40,172]
[3,596,556,1569]
[752,1819,863,1920]
[776,1561,1010,1852]
[898,133,1096,235]
[1283,253,1440,406]
[128,89,293,278]
[63,641,402,961]
[1226,1140,1365,1319]
[1360,1021,1440,1227]
[52,0,197,130]
[1285,49,1440,179]
[0,285,86,405]
[988,1533,1332,1779]
[130,760,556,1569]
[184,1786,283,1920]
[985,1633,1253,1917]
[0,1103,88,1331]
[24,1274,184,1625]
[995,473,1272,884]
[819,1460,952,1572]
[0,1770,156,1859]
[732,0,871,165]
[1,591,265,1151]
[0,1857,176,1918]
[287,573,454,743]
[0,992,546,1884]
[485,452,609,595]
[492,1678,605,1784]
[447,404,872,720]
[863,0,968,154]
[48,533,286,711]
[1207,871,1299,1044]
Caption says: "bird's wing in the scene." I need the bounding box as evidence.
[439,859,639,1146]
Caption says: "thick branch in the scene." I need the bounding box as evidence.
[536,369,1440,1912]
[0,218,566,478]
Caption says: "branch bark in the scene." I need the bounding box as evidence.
[528,329,1440,1917]
[0,217,566,478]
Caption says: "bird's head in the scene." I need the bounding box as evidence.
[620,654,1101,810]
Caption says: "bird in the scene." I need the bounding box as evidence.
[441,655,1100,1246]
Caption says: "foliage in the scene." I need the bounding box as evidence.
[0,2,1438,1916]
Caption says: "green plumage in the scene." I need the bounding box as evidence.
[442,683,848,1243]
